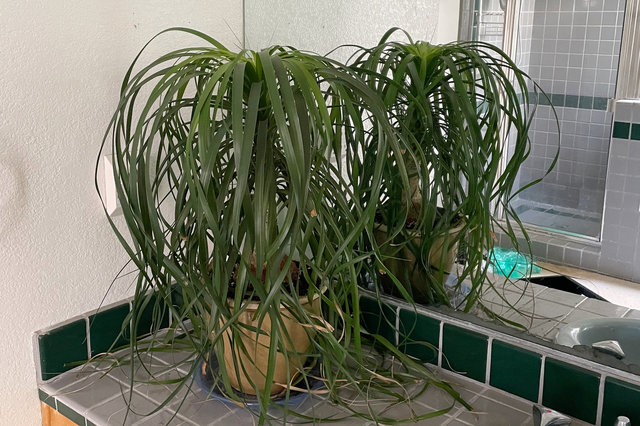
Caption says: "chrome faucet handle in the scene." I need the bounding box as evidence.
[614,416,630,426]
[592,340,626,360]
[532,404,572,426]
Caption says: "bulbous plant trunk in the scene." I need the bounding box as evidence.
[374,220,465,302]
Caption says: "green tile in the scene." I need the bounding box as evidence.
[593,96,608,111]
[56,400,86,426]
[134,293,170,338]
[489,340,541,402]
[38,319,88,381]
[539,94,550,106]
[565,95,579,108]
[602,377,640,425]
[170,283,185,311]
[579,96,594,109]
[551,94,565,107]
[542,358,600,423]
[613,121,631,139]
[631,123,640,141]
[38,389,55,409]
[442,324,487,382]
[88,303,130,357]
[398,309,440,364]
[359,295,397,345]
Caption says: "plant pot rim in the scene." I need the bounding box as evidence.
[226,286,326,311]
[374,218,465,234]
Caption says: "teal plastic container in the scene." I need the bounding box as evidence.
[489,247,540,279]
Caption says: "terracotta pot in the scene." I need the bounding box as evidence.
[217,293,321,395]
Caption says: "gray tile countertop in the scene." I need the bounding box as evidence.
[478,276,640,343]
[40,348,553,426]
[40,264,638,425]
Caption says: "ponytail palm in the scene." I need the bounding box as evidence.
[347,28,541,309]
[97,28,468,424]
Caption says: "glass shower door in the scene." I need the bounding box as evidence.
[468,0,626,240]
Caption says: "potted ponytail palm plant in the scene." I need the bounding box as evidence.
[347,28,542,309]
[98,28,469,424]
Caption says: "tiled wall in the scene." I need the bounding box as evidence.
[361,293,640,425]
[499,100,640,283]
[599,101,640,281]
[516,0,624,214]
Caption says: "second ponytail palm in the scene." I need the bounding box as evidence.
[348,29,541,309]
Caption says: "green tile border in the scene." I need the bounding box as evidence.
[578,95,594,109]
[135,294,171,337]
[35,292,174,384]
[542,358,600,423]
[39,389,90,426]
[356,292,640,426]
[442,323,488,382]
[490,340,541,402]
[631,123,640,141]
[593,96,608,111]
[359,295,397,346]
[602,377,640,424]
[613,121,631,139]
[38,388,55,409]
[88,303,130,357]
[527,92,609,110]
[398,308,440,364]
[37,319,88,381]
[57,400,86,426]
[36,288,640,426]
[565,94,579,108]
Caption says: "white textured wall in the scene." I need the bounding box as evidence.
[0,2,242,425]
[437,0,461,43]
[245,0,459,60]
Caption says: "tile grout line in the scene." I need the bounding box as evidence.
[485,336,493,385]
[395,306,400,347]
[596,374,605,426]
[370,290,640,386]
[437,321,444,368]
[84,316,92,360]
[537,355,546,405]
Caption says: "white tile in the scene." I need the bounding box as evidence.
[577,298,629,317]
[53,374,127,416]
[85,391,164,426]
[453,395,530,426]
[615,101,634,122]
[40,365,97,395]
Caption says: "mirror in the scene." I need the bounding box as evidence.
[243,0,640,375]
[244,0,460,53]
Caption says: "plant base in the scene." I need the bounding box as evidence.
[194,350,323,407]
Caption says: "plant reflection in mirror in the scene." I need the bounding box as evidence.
[346,28,557,312]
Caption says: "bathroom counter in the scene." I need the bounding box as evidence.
[38,347,581,426]
[478,265,640,343]
[534,261,640,311]
[35,263,640,425]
